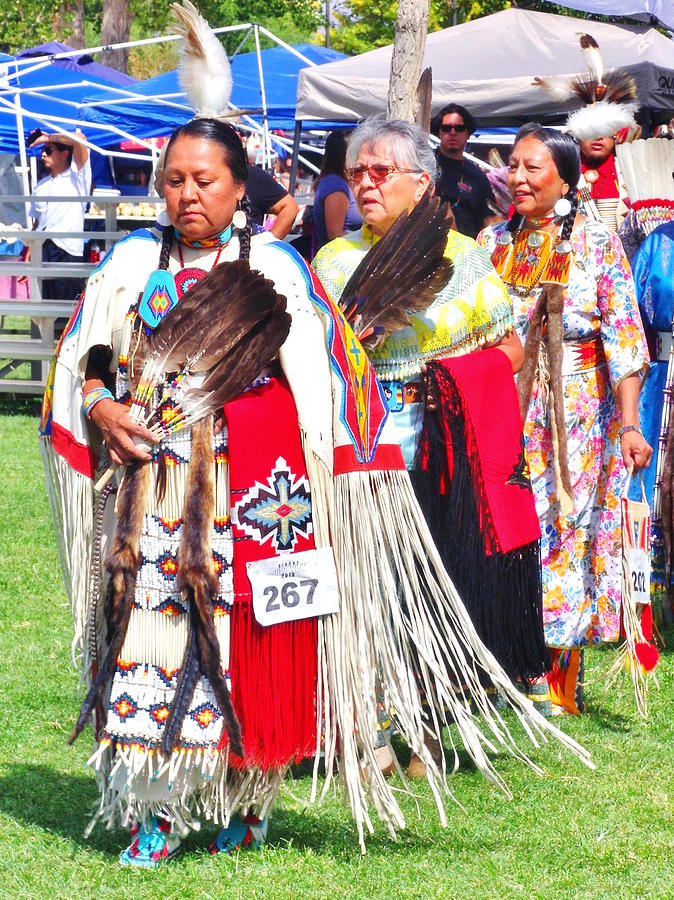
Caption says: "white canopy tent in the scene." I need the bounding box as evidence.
[296,8,674,126]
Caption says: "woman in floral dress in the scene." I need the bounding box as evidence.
[478,123,651,714]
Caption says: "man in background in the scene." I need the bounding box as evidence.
[432,103,494,238]
[26,127,91,303]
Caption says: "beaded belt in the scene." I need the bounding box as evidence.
[559,337,606,375]
[656,330,673,362]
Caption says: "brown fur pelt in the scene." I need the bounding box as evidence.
[161,415,243,757]
[517,283,572,499]
[69,460,151,744]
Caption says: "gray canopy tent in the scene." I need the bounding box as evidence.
[295,8,674,127]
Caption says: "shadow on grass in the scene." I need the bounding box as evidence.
[0,395,41,417]
[0,762,436,863]
[0,763,120,857]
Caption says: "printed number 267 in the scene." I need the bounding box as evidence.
[264,578,318,612]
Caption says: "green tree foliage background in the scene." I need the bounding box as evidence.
[0,0,324,76]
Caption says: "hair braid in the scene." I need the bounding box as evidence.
[507,212,524,235]
[237,194,252,261]
[158,224,173,270]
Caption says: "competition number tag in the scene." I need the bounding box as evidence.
[628,548,650,605]
[248,547,340,626]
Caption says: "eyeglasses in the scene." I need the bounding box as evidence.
[346,164,421,185]
[439,124,468,134]
[41,144,67,156]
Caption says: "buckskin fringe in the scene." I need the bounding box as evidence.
[306,449,593,851]
[40,436,95,668]
[85,737,285,836]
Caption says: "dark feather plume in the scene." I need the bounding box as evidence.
[339,190,454,348]
[147,259,285,372]
[130,259,291,441]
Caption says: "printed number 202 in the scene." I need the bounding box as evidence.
[632,569,646,593]
[264,578,319,612]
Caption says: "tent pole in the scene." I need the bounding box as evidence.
[253,24,272,169]
[289,120,301,196]
[13,92,31,226]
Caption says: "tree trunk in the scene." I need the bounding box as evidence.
[387,0,429,123]
[70,0,85,49]
[100,0,134,74]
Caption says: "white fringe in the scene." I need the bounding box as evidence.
[40,437,95,670]
[304,445,593,852]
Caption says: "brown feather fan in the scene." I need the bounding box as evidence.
[339,190,454,348]
[128,259,291,442]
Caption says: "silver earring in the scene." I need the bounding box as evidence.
[554,197,572,218]
[232,204,247,230]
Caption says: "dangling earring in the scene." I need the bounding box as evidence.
[554,197,572,219]
[232,201,247,230]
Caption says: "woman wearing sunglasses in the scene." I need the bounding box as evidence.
[432,103,494,238]
[313,118,550,776]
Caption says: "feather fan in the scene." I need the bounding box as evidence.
[131,259,290,441]
[171,0,232,117]
[94,260,290,492]
[339,190,454,348]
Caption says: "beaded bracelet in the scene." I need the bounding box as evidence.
[82,386,114,419]
[618,424,642,438]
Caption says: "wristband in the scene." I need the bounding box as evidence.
[82,386,114,419]
[618,424,642,438]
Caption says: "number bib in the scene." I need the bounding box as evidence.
[628,548,650,605]
[247,547,340,626]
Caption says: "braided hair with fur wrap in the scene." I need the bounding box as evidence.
[508,124,581,507]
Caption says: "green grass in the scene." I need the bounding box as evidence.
[0,401,672,900]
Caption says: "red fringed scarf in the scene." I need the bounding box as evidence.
[417,348,547,684]
[422,349,540,553]
[223,376,318,768]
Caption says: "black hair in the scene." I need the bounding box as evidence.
[431,103,477,137]
[507,122,581,241]
[163,118,252,260]
[313,130,350,189]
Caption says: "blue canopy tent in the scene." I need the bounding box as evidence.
[78,42,347,140]
[16,42,137,87]
[0,57,144,154]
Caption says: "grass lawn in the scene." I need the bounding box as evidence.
[0,396,672,900]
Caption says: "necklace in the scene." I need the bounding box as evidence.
[176,240,225,270]
[525,215,555,228]
[491,225,572,295]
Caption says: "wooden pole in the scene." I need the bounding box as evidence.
[387,0,430,123]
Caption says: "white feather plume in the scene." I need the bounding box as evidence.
[579,33,604,86]
[171,0,232,117]
[565,100,638,141]
[532,75,574,103]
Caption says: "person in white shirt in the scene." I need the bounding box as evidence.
[26,128,92,304]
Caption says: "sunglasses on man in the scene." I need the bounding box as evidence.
[41,144,68,156]
[439,124,468,134]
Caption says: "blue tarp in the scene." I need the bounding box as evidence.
[16,43,137,87]
[0,56,140,153]
[80,43,347,137]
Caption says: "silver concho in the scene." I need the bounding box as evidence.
[527,231,545,249]
[497,232,513,246]
[555,241,572,255]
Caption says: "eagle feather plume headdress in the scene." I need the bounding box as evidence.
[171,0,233,118]
[534,33,638,141]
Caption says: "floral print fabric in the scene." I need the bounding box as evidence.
[479,220,648,648]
